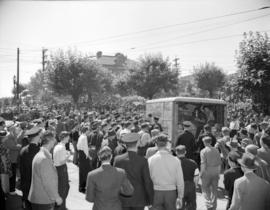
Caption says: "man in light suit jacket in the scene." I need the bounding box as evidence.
[28,131,63,210]
[114,133,154,210]
[229,153,270,210]
[85,146,134,210]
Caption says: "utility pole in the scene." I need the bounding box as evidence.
[173,57,179,69]
[42,48,48,72]
[17,48,20,111]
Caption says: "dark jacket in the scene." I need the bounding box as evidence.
[176,130,196,159]
[85,164,134,210]
[19,143,40,200]
[196,132,217,152]
[223,167,243,209]
[114,151,154,207]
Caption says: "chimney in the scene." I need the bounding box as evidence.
[96,51,102,59]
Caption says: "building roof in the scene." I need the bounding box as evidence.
[146,96,226,105]
[96,55,117,66]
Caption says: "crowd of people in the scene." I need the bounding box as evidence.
[0,105,270,210]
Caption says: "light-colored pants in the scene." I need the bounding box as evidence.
[201,167,220,210]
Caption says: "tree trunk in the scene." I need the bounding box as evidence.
[72,94,79,109]
[209,90,214,98]
[88,93,93,109]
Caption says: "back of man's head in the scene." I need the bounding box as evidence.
[175,145,186,156]
[202,136,212,145]
[261,135,270,148]
[98,146,112,162]
[41,130,55,146]
[154,134,168,148]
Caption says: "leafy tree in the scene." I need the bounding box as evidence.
[235,31,270,113]
[28,69,45,97]
[127,54,179,99]
[114,52,127,66]
[12,83,26,96]
[47,49,113,106]
[193,62,226,98]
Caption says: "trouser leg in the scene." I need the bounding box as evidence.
[9,163,17,192]
[201,175,212,210]
[163,190,177,210]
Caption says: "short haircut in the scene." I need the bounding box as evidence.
[175,145,186,155]
[202,136,212,144]
[81,127,88,133]
[60,131,70,140]
[41,131,55,146]
[204,124,211,131]
[98,146,112,162]
[261,135,270,148]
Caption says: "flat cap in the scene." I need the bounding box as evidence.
[25,126,42,136]
[122,133,140,143]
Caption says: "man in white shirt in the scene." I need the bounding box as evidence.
[137,123,151,156]
[53,131,71,210]
[148,134,184,210]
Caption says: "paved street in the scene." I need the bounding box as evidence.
[7,158,227,210]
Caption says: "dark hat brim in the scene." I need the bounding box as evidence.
[238,159,257,170]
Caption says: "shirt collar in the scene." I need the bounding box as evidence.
[157,149,171,154]
[101,162,111,166]
[41,147,52,159]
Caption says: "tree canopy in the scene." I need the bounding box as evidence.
[193,62,226,98]
[46,49,113,106]
[235,31,270,113]
[126,54,179,99]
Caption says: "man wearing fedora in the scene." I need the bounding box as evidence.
[114,133,154,210]
[229,153,270,210]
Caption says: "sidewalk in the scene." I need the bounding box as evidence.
[6,160,227,210]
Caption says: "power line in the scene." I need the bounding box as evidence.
[128,13,270,51]
[42,6,270,49]
[134,29,270,51]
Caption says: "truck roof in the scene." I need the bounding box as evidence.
[146,96,226,105]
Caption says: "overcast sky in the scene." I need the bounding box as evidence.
[0,0,269,98]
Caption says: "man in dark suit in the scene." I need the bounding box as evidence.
[88,122,104,169]
[19,127,42,210]
[85,146,134,210]
[223,151,243,210]
[114,133,154,210]
[175,145,199,210]
[175,121,196,160]
[229,153,270,210]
